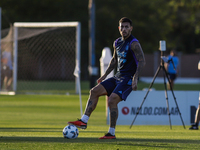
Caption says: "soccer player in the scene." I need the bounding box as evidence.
[68,17,146,139]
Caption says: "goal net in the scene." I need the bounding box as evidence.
[1,22,81,94]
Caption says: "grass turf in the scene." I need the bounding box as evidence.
[16,80,200,95]
[0,94,200,150]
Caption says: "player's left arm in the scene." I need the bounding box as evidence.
[130,42,146,90]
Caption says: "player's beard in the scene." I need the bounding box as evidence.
[122,32,130,39]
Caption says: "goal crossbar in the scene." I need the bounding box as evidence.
[14,22,79,28]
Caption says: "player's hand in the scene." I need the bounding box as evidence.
[97,75,106,84]
[132,79,138,91]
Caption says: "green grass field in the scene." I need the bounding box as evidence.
[16,80,200,95]
[0,90,200,150]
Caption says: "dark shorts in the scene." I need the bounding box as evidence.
[2,66,12,78]
[100,76,133,101]
[168,73,177,81]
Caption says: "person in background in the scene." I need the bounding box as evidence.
[165,49,179,90]
[189,60,200,130]
[1,42,13,91]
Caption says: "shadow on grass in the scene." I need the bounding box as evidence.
[0,128,199,149]
[0,128,106,134]
[0,136,199,144]
[0,128,61,132]
[1,136,200,149]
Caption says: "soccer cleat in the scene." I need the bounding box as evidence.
[189,124,199,130]
[68,119,87,129]
[99,133,116,139]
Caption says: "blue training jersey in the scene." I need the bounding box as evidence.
[2,51,13,70]
[114,35,138,78]
[167,55,179,74]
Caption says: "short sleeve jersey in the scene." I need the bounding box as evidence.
[114,35,138,78]
[167,55,179,74]
[2,51,13,70]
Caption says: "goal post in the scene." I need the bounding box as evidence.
[12,22,81,94]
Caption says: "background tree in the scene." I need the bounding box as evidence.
[1,0,200,79]
[168,0,200,53]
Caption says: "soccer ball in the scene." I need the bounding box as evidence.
[63,125,79,139]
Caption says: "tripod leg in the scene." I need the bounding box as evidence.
[163,69,172,129]
[163,67,186,129]
[130,65,162,129]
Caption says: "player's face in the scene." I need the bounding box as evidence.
[118,22,132,39]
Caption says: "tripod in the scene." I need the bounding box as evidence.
[130,51,185,129]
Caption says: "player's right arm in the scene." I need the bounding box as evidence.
[97,45,117,83]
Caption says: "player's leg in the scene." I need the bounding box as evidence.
[6,77,13,90]
[189,93,200,130]
[167,78,172,90]
[99,93,121,139]
[1,70,5,88]
[108,93,121,134]
[108,93,122,128]
[189,105,200,130]
[170,80,174,89]
[3,76,8,89]
[194,105,200,124]
[84,84,107,116]
[99,77,132,139]
[6,69,13,90]
[68,83,107,129]
[167,73,176,90]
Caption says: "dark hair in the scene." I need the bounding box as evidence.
[170,49,177,56]
[119,17,132,26]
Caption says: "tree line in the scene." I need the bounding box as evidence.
[1,0,200,79]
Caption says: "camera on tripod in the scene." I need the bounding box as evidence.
[159,40,176,70]
[130,40,185,129]
[159,40,166,51]
[159,40,168,63]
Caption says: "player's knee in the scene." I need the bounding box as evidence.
[108,100,114,108]
[89,84,107,97]
[108,94,119,107]
[90,86,100,96]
